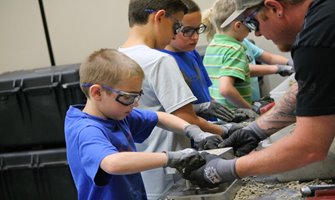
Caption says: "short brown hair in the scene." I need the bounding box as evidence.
[128,0,188,27]
[79,49,144,97]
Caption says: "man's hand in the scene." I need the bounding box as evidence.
[276,64,295,76]
[197,101,235,122]
[221,122,247,139]
[252,96,275,114]
[232,108,259,122]
[183,152,238,188]
[185,125,224,150]
[219,122,268,157]
[165,148,206,175]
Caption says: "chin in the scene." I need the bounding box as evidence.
[276,43,292,52]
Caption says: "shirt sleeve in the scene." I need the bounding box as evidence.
[127,108,158,143]
[147,54,197,113]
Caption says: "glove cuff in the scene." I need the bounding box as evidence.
[184,124,202,139]
[162,151,169,167]
[215,158,239,181]
[287,58,294,66]
[244,121,267,141]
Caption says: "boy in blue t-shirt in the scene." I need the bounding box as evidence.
[64,48,224,200]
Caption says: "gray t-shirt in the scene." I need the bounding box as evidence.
[119,45,197,199]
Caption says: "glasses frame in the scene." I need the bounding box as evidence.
[179,23,207,37]
[165,13,183,35]
[242,6,262,32]
[82,83,144,106]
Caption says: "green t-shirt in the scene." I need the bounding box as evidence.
[203,34,251,109]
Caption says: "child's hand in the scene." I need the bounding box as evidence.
[197,101,235,122]
[185,125,223,150]
[164,148,206,175]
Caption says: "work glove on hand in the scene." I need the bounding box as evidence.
[252,96,275,114]
[221,122,246,139]
[219,121,268,157]
[197,100,235,122]
[183,152,239,188]
[276,64,295,76]
[231,108,259,123]
[185,125,223,150]
[165,148,206,176]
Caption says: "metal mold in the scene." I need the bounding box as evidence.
[162,179,241,200]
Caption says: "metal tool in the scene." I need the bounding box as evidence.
[300,184,335,197]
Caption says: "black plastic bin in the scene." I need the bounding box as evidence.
[0,64,86,152]
[0,148,77,200]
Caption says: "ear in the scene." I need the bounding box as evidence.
[233,21,243,31]
[264,0,284,17]
[153,9,166,23]
[90,84,103,101]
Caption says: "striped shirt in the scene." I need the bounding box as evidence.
[203,34,251,109]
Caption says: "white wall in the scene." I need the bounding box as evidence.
[0,0,289,93]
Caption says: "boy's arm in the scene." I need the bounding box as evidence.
[156,111,224,150]
[258,51,289,65]
[100,149,205,175]
[219,76,251,109]
[155,111,189,134]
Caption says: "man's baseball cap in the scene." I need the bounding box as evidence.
[220,0,264,28]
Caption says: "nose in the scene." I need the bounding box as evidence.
[191,32,200,40]
[254,31,262,37]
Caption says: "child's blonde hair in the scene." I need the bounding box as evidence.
[79,48,144,98]
[202,0,236,42]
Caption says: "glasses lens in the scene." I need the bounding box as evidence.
[244,19,259,31]
[173,22,183,35]
[116,94,141,106]
[198,24,207,34]
[181,27,196,37]
[242,7,261,32]
[180,24,207,37]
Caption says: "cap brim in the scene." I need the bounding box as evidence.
[220,8,246,28]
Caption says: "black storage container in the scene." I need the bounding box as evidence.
[0,64,86,152]
[0,148,77,200]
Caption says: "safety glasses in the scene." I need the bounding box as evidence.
[166,14,183,35]
[82,83,144,106]
[242,7,262,32]
[179,23,207,37]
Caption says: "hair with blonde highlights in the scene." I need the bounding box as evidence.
[79,49,144,98]
[202,0,236,42]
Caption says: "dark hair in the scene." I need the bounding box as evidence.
[128,0,188,27]
[180,0,200,13]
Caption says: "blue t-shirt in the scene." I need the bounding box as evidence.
[243,38,264,100]
[160,49,216,121]
[160,50,212,105]
[65,105,158,200]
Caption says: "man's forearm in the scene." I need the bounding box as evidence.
[256,83,298,136]
[235,115,335,178]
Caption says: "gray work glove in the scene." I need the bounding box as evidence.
[276,64,295,76]
[287,58,294,66]
[219,121,268,157]
[165,148,206,175]
[232,108,259,122]
[196,100,235,122]
[183,152,239,188]
[221,122,247,139]
[185,125,223,150]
